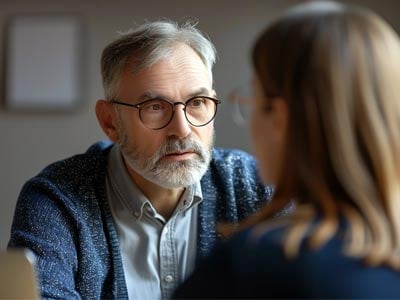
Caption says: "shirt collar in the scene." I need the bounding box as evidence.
[177,181,203,215]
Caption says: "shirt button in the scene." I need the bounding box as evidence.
[164,275,174,283]
[164,226,169,233]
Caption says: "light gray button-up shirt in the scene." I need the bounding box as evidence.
[106,144,202,299]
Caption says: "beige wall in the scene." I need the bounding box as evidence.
[1,0,399,250]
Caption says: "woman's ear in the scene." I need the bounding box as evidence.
[95,100,120,142]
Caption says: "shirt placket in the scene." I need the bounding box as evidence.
[159,216,177,299]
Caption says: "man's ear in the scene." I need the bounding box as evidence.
[95,100,119,142]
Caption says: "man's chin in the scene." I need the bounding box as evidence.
[148,164,207,188]
[157,158,203,169]
[158,152,202,164]
[146,173,197,189]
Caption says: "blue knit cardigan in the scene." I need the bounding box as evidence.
[8,141,272,299]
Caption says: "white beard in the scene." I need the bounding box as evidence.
[118,130,213,189]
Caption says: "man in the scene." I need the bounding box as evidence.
[8,20,274,299]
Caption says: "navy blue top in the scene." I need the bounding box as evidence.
[174,223,400,299]
[8,141,277,299]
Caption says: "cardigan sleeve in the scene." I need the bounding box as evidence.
[8,178,81,299]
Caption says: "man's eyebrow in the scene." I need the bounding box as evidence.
[188,87,212,98]
[137,87,213,102]
[137,91,159,101]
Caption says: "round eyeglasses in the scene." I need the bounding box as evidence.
[110,96,221,130]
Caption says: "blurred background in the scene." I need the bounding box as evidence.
[0,0,399,250]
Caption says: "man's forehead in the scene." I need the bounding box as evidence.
[118,49,213,100]
[126,43,208,74]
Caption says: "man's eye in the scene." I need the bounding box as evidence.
[192,99,202,106]
[142,100,167,111]
[150,104,162,110]
[190,98,206,107]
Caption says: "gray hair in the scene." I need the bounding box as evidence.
[101,20,217,100]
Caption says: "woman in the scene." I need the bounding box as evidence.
[174,1,400,298]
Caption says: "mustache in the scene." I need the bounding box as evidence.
[157,137,205,158]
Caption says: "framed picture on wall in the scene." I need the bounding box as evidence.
[5,14,82,111]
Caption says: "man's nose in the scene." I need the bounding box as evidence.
[166,104,191,138]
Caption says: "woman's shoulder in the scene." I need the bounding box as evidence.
[225,221,346,265]
[222,222,400,298]
[225,222,290,251]
[220,224,291,271]
[217,221,357,286]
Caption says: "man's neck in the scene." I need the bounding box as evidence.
[126,166,185,220]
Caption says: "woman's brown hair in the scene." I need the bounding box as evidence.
[248,1,400,268]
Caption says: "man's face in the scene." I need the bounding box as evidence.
[114,44,215,189]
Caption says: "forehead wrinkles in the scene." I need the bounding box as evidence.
[153,52,210,82]
[130,61,212,98]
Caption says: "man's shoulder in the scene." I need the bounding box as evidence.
[208,147,262,179]
[211,147,256,163]
[23,140,113,197]
[202,147,272,207]
[210,147,258,173]
[40,140,112,177]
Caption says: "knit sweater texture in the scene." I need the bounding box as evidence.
[9,141,273,299]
